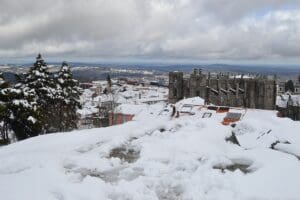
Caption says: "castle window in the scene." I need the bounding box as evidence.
[196,91,200,96]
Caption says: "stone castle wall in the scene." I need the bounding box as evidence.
[278,106,300,121]
[169,70,277,110]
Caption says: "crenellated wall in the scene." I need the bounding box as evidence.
[169,70,277,110]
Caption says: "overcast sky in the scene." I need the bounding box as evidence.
[1,0,300,64]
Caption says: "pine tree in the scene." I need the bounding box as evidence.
[285,80,295,93]
[107,74,112,89]
[7,54,59,139]
[7,87,41,140]
[0,73,10,143]
[23,54,61,133]
[55,61,82,131]
[4,74,42,140]
[1,55,82,140]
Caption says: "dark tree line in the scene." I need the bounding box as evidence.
[0,54,82,142]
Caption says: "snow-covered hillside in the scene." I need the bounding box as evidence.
[1,98,300,200]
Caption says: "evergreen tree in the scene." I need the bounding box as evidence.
[8,54,59,139]
[0,73,10,143]
[1,55,82,140]
[285,80,295,93]
[6,84,41,140]
[56,62,82,131]
[107,74,112,89]
[23,54,61,133]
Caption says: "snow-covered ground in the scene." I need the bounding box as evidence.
[1,97,300,200]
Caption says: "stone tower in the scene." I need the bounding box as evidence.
[169,72,184,103]
[189,69,207,98]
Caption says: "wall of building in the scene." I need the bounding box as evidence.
[277,106,300,121]
[169,70,277,110]
[109,113,134,126]
[294,83,300,95]
[169,72,184,104]
[277,80,300,95]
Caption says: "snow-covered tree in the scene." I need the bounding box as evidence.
[6,84,41,140]
[21,54,56,133]
[107,74,112,90]
[0,73,10,144]
[55,61,82,131]
[7,54,61,139]
[1,55,82,140]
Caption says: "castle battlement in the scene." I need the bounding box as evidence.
[169,69,277,110]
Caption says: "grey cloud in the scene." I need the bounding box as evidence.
[0,0,300,63]
[200,0,300,23]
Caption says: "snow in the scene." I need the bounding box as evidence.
[175,96,205,107]
[12,99,31,108]
[1,97,300,200]
[114,104,148,115]
[27,116,37,124]
[273,143,300,161]
[276,94,300,108]
[179,104,194,113]
[77,82,168,120]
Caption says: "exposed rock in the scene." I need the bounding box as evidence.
[109,146,140,163]
[225,132,240,146]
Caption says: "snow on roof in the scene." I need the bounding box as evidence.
[77,106,98,116]
[276,95,300,108]
[230,74,253,79]
[114,104,147,115]
[176,97,205,106]
[225,112,242,119]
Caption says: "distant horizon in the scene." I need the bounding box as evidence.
[0,56,300,68]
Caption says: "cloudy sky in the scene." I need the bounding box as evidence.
[1,0,300,64]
